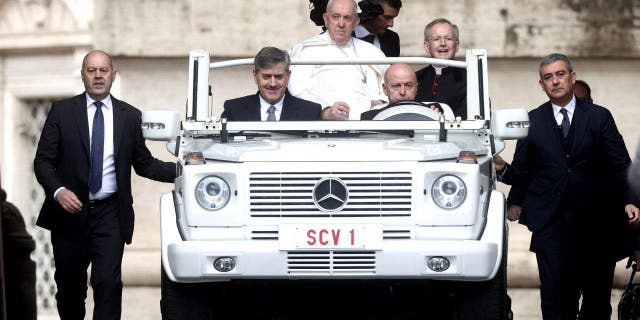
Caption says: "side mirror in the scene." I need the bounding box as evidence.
[142,110,180,141]
[491,108,529,140]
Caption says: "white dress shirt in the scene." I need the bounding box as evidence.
[86,94,117,200]
[53,95,118,201]
[259,96,284,121]
[354,24,381,49]
[552,96,576,126]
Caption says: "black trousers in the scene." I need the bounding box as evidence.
[532,221,616,320]
[51,196,125,320]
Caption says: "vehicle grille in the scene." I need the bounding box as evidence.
[287,250,376,275]
[249,172,412,217]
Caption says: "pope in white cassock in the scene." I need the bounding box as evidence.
[289,0,388,120]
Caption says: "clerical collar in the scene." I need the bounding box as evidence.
[433,66,447,75]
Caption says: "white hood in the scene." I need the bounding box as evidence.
[199,137,486,162]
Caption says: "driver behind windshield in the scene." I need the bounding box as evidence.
[220,47,322,121]
[381,63,417,104]
[361,63,442,120]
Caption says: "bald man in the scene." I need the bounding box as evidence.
[34,50,175,319]
[382,63,418,103]
[361,63,422,119]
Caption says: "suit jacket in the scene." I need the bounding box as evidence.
[502,100,637,260]
[221,91,322,121]
[378,29,400,57]
[355,28,400,57]
[415,65,467,119]
[34,93,175,244]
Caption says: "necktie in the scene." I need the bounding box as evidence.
[266,105,276,121]
[560,108,570,138]
[360,34,375,44]
[89,101,104,193]
[432,74,442,95]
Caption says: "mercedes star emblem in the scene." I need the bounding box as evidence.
[312,177,349,212]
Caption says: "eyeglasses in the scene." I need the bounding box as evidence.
[428,36,457,44]
[389,82,416,91]
[328,14,355,23]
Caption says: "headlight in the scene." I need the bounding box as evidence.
[195,176,231,210]
[431,175,466,209]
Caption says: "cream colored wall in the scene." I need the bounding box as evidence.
[94,0,640,58]
[0,50,86,214]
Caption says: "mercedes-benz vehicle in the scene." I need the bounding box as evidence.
[143,49,529,319]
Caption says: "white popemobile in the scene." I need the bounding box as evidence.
[143,49,529,319]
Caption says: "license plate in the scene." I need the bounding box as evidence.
[279,225,382,250]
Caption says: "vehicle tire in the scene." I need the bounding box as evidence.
[451,231,512,320]
[161,268,228,320]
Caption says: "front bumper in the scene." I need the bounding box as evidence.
[160,191,506,283]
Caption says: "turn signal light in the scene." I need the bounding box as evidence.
[185,152,205,165]
[456,151,477,164]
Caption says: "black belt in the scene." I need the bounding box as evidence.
[88,193,118,207]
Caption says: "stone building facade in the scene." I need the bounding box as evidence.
[1,0,639,314]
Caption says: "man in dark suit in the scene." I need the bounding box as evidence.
[221,46,322,121]
[354,0,402,57]
[494,53,640,319]
[34,50,175,320]
[415,18,466,119]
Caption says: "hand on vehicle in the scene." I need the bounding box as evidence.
[55,188,83,213]
[626,204,640,227]
[429,105,444,115]
[493,155,506,172]
[506,204,522,221]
